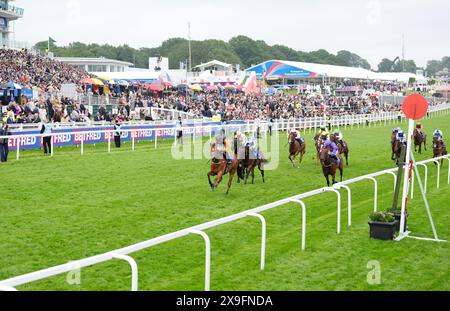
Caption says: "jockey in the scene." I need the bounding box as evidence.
[333,129,344,145]
[290,128,303,145]
[215,134,233,164]
[223,136,233,164]
[323,139,340,164]
[318,126,329,142]
[393,127,401,134]
[235,131,247,146]
[433,130,444,142]
[396,129,407,144]
[246,136,259,159]
[416,122,423,131]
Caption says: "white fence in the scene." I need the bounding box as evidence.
[6,101,450,133]
[3,103,450,160]
[0,153,449,291]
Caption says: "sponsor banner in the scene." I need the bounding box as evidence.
[8,122,246,150]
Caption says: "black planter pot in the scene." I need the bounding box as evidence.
[369,221,398,240]
[393,212,408,232]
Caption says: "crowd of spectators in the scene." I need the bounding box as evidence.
[1,49,446,126]
[0,49,89,92]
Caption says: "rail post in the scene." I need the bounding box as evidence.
[16,139,20,161]
[81,133,84,156]
[334,184,352,228]
[112,254,138,292]
[246,213,267,270]
[324,188,342,234]
[289,200,307,251]
[190,230,211,291]
[433,160,441,190]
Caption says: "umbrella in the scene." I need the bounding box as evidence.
[97,75,113,82]
[224,85,236,90]
[144,83,165,92]
[177,84,188,89]
[114,79,130,87]
[81,78,104,86]
[164,82,175,88]
[190,85,203,91]
[207,85,218,91]
[4,81,22,89]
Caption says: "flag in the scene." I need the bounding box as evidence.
[244,72,260,95]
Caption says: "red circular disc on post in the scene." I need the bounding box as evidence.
[402,94,429,120]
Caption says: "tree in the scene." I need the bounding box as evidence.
[378,58,394,72]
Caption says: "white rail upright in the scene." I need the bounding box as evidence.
[190,230,211,291]
[246,213,267,270]
[112,254,138,291]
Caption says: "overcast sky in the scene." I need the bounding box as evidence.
[13,0,450,69]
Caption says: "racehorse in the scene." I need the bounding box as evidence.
[207,143,240,194]
[288,132,306,168]
[314,134,323,162]
[319,147,343,187]
[392,138,406,165]
[242,145,266,184]
[433,137,448,166]
[413,128,427,154]
[391,132,397,161]
[330,135,349,166]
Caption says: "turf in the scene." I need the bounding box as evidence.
[0,113,449,291]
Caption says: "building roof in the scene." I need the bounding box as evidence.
[91,70,163,82]
[192,60,232,70]
[245,60,426,82]
[55,57,133,66]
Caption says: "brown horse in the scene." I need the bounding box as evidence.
[288,132,306,168]
[433,137,448,166]
[207,143,240,194]
[330,135,349,166]
[314,134,322,160]
[413,128,427,154]
[392,139,406,165]
[242,146,266,184]
[319,147,343,187]
[391,132,398,161]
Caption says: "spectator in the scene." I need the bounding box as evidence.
[40,119,54,155]
[0,122,11,163]
[114,119,122,148]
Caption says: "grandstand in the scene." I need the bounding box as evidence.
[0,0,24,49]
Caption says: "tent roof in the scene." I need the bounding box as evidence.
[245,60,426,82]
[91,71,161,81]
[193,60,232,70]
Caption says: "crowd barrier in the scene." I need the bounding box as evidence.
[0,153,448,291]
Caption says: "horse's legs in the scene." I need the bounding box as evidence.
[207,172,214,190]
[325,175,330,187]
[226,171,236,195]
[251,166,256,184]
[214,171,224,190]
[244,168,250,185]
[259,165,265,183]
[296,151,301,169]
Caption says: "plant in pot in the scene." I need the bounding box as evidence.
[368,211,397,240]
